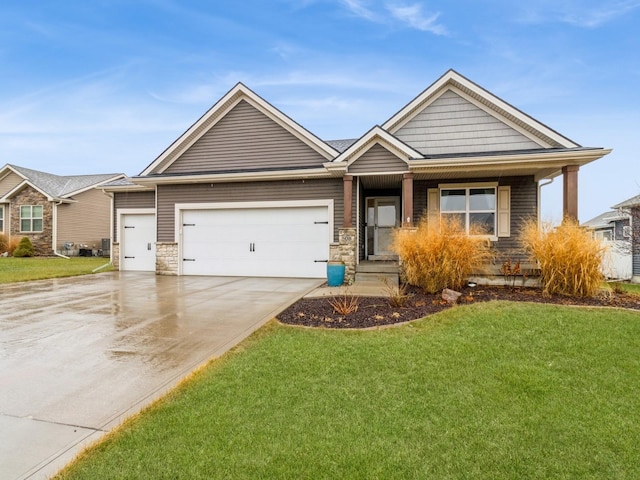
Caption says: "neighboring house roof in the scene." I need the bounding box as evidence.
[583,210,629,230]
[613,194,640,209]
[0,164,124,201]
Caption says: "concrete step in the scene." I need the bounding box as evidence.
[368,254,399,261]
[354,272,399,285]
[356,261,399,274]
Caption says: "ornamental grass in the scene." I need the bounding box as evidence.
[392,217,493,294]
[521,218,605,297]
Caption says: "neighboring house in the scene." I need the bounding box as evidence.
[583,210,632,280]
[612,194,640,283]
[0,164,124,255]
[103,69,611,281]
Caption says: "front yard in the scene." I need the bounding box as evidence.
[57,302,640,479]
[0,257,112,283]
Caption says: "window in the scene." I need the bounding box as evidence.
[595,229,613,241]
[20,205,43,232]
[440,187,496,236]
[623,225,632,238]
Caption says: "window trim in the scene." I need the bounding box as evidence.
[20,205,44,233]
[0,206,3,232]
[438,182,498,239]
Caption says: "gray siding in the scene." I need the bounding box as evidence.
[157,178,351,243]
[395,90,542,155]
[413,176,537,261]
[348,144,408,174]
[164,100,327,174]
[113,191,156,237]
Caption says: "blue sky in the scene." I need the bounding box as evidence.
[0,0,638,222]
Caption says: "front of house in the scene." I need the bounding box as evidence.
[105,70,610,281]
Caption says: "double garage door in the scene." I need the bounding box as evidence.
[180,205,330,278]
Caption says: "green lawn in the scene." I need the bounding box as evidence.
[57,302,640,479]
[614,282,640,296]
[0,257,112,283]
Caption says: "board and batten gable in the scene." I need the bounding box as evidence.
[394,90,543,155]
[113,190,156,238]
[156,178,350,243]
[163,100,328,175]
[56,188,113,250]
[348,144,409,174]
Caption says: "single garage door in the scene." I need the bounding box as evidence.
[121,213,156,272]
[181,205,329,278]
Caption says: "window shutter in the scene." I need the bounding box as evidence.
[497,186,510,237]
[427,188,440,230]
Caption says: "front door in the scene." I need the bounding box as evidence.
[366,197,400,258]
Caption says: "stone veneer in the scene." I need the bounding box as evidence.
[156,242,178,275]
[329,227,356,283]
[111,243,120,269]
[9,187,53,255]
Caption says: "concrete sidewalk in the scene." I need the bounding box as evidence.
[0,273,321,480]
[304,276,398,298]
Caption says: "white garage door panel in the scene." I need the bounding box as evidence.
[121,214,156,272]
[181,206,329,278]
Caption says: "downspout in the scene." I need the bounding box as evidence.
[52,199,63,256]
[538,178,554,226]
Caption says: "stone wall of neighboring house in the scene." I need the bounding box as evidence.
[10,186,53,255]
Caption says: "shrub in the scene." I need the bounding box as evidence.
[13,236,35,257]
[0,233,8,254]
[392,217,493,294]
[520,218,605,297]
[8,236,21,256]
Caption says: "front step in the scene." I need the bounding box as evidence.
[356,260,399,274]
[355,260,399,286]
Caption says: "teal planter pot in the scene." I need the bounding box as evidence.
[327,262,346,287]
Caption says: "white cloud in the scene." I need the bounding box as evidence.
[385,3,447,35]
[341,0,379,21]
[518,0,640,28]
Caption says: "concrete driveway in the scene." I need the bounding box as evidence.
[0,272,321,480]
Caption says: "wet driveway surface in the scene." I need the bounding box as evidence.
[0,272,321,480]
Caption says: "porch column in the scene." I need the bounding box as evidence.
[343,175,353,228]
[402,173,414,226]
[562,165,579,222]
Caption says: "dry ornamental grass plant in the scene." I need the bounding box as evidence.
[327,288,360,315]
[521,218,605,297]
[392,217,494,294]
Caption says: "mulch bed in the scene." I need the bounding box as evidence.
[277,285,640,329]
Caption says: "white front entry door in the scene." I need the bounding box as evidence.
[180,205,330,278]
[366,197,400,258]
[121,214,156,272]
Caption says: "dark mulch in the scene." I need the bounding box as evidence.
[277,285,640,329]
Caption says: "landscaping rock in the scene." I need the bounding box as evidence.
[442,288,462,304]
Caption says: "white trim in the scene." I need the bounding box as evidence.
[132,167,331,186]
[62,175,126,198]
[175,199,334,276]
[438,181,498,189]
[332,126,422,166]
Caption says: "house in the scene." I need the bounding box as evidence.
[612,194,640,283]
[0,164,124,256]
[583,209,632,280]
[103,70,611,282]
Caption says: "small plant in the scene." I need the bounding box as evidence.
[392,216,494,294]
[327,288,360,315]
[521,218,605,297]
[380,276,411,308]
[13,236,35,257]
[500,258,521,288]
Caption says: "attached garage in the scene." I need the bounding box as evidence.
[178,201,333,278]
[119,212,156,272]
